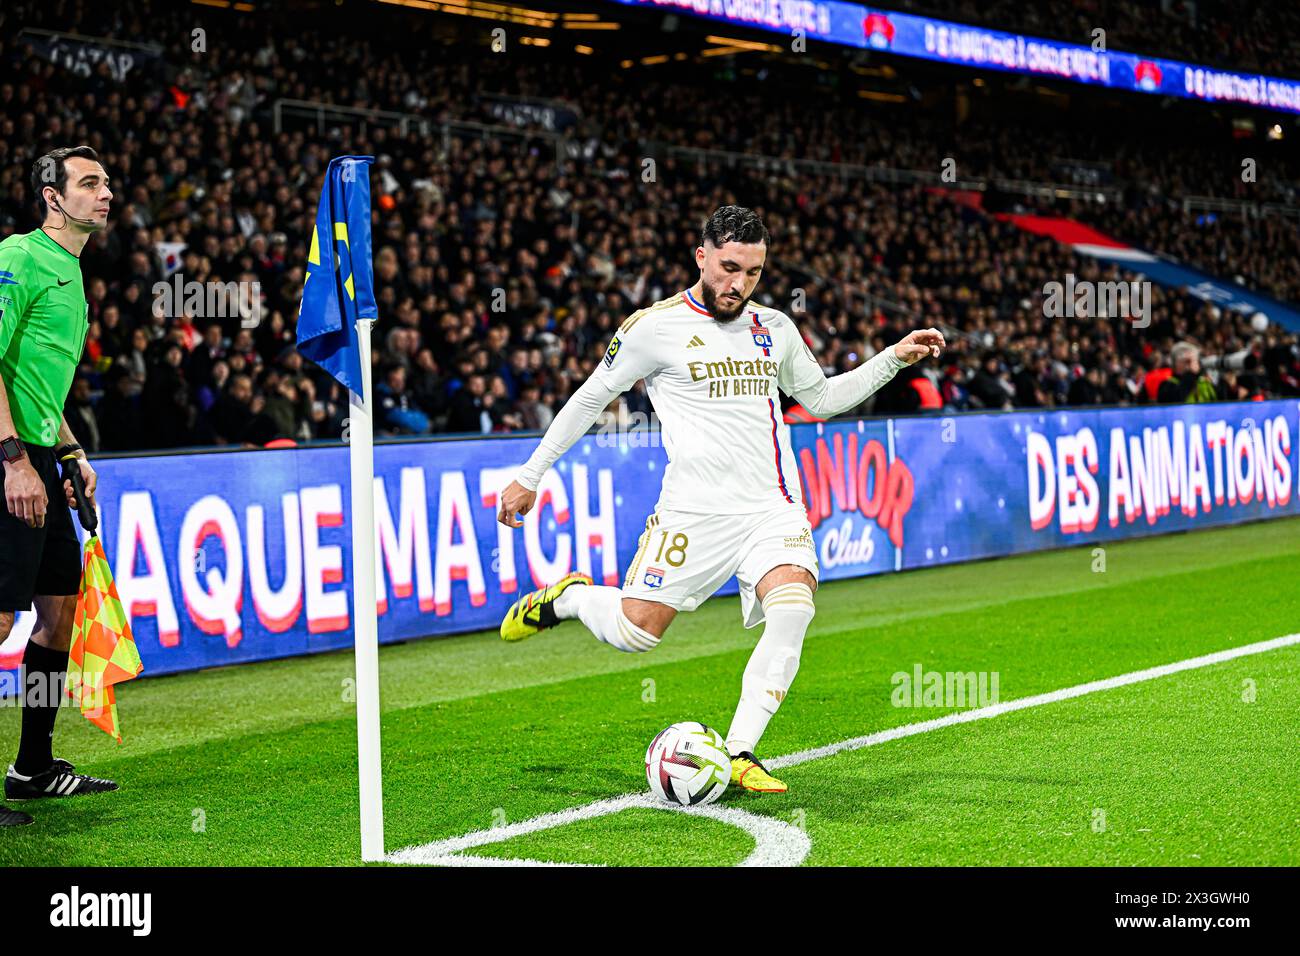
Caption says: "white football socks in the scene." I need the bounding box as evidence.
[554,584,660,653]
[725,582,816,756]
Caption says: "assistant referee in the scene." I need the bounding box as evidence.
[0,146,118,828]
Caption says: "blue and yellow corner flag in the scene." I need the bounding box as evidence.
[297,155,378,398]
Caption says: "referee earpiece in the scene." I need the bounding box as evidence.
[52,197,98,226]
[46,191,97,226]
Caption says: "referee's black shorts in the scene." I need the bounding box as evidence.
[0,445,81,613]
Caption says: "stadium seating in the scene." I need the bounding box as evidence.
[1,0,1296,452]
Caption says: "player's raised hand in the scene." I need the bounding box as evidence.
[497,479,537,528]
[892,327,947,365]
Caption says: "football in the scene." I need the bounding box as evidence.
[645,721,732,806]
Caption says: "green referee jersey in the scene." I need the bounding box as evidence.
[0,229,88,447]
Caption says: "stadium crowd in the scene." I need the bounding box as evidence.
[1,0,1298,452]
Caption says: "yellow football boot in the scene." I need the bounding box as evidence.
[499,572,593,642]
[729,751,788,793]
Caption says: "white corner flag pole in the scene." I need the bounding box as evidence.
[349,316,385,861]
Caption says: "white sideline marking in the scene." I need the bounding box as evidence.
[769,632,1300,770]
[388,633,1300,867]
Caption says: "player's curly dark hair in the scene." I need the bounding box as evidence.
[700,205,770,248]
[30,145,100,219]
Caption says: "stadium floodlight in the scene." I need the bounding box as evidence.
[295,155,386,861]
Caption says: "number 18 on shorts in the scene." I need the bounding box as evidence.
[622,505,819,629]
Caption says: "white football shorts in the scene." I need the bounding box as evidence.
[621,502,820,628]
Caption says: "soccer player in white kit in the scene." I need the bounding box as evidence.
[497,206,945,792]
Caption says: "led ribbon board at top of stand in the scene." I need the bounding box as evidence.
[609,0,1300,116]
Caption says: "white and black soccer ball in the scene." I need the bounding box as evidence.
[645,721,731,806]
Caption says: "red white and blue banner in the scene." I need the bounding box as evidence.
[2,400,1296,681]
[609,1,1300,115]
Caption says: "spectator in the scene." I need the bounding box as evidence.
[376,365,432,435]
[117,327,150,397]
[446,374,491,434]
[209,373,257,445]
[1067,367,1105,406]
[407,348,444,422]
[188,323,228,388]
[967,354,1015,410]
[141,341,195,448]
[64,376,101,454]
[514,383,553,431]
[260,370,310,442]
[196,359,231,415]
[1157,342,1220,403]
[96,367,144,452]
[486,376,522,431]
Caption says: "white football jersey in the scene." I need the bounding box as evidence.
[594,289,830,516]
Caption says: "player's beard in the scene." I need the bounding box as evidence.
[701,283,750,322]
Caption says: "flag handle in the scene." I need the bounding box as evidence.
[349,317,385,861]
[58,451,97,533]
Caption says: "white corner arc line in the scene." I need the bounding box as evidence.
[387,633,1300,867]
[386,792,809,868]
[678,803,811,867]
[415,855,601,867]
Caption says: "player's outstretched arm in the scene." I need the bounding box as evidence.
[499,318,660,528]
[497,373,624,527]
[783,326,946,419]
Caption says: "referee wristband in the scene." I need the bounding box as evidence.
[1,435,25,464]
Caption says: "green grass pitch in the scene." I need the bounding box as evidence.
[1,517,1297,867]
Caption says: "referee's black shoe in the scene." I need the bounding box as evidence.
[5,759,118,800]
[0,804,34,826]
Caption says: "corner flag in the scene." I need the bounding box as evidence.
[297,155,385,861]
[297,155,377,396]
[65,524,144,741]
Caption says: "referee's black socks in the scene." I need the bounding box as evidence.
[16,641,67,776]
